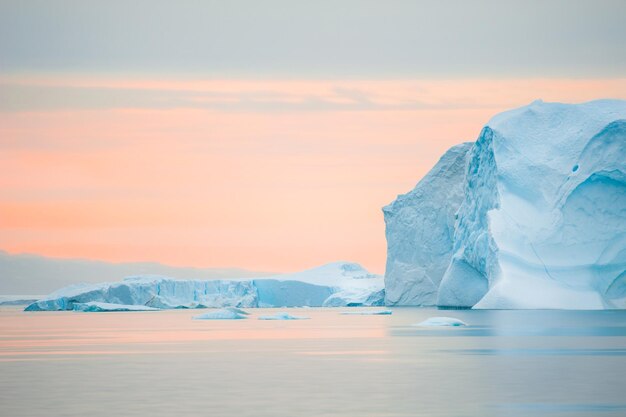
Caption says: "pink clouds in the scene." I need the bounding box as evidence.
[1,77,625,272]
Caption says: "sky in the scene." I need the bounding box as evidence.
[1,1,626,275]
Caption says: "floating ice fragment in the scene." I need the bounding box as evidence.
[415,317,467,327]
[257,312,309,320]
[225,306,250,315]
[193,309,247,320]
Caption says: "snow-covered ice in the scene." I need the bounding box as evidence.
[25,262,384,311]
[258,312,309,320]
[72,302,160,312]
[385,99,626,309]
[415,317,467,327]
[193,309,247,320]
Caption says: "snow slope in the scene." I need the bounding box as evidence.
[386,99,626,309]
[24,262,384,311]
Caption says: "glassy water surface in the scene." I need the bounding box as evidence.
[1,307,625,417]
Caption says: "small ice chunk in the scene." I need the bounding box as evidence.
[193,309,247,320]
[415,316,467,327]
[340,309,392,315]
[72,302,160,312]
[258,312,309,320]
[224,306,250,315]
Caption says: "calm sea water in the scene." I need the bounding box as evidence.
[1,307,626,417]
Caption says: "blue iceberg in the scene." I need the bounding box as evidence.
[385,99,626,309]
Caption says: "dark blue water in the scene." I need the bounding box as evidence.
[1,307,625,417]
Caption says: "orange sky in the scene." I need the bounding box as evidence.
[1,77,626,273]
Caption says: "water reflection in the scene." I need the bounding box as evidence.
[1,307,626,417]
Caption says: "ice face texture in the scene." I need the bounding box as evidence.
[24,262,383,311]
[386,100,626,309]
[72,302,160,312]
[383,143,473,306]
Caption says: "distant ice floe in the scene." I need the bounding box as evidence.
[340,309,392,315]
[415,317,467,327]
[193,309,247,320]
[258,312,309,320]
[0,295,44,306]
[25,262,384,311]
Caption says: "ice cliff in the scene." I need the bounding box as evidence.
[383,142,472,305]
[384,99,626,309]
[24,262,384,311]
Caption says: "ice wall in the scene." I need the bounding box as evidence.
[383,143,472,305]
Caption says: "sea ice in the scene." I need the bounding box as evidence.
[257,312,309,320]
[193,309,247,320]
[415,317,467,327]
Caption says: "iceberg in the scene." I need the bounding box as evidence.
[193,309,247,320]
[72,302,160,312]
[257,312,309,320]
[415,317,467,327]
[25,262,384,311]
[25,277,258,311]
[385,99,626,309]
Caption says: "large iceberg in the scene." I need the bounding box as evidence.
[25,262,384,311]
[385,99,626,309]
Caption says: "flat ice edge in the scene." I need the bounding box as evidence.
[24,261,385,311]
